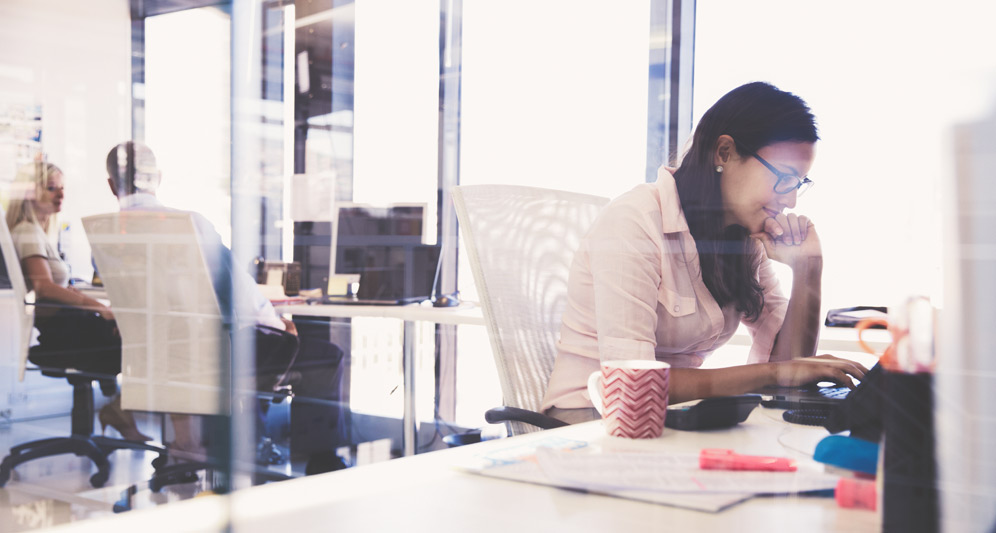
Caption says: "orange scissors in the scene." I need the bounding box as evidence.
[855,317,902,371]
[856,298,936,373]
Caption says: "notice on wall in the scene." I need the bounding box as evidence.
[0,103,42,185]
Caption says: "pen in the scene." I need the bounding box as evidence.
[699,448,797,472]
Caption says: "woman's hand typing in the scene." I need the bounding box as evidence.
[771,354,869,389]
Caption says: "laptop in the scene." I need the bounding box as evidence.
[315,203,438,305]
[754,362,882,409]
[321,244,441,305]
[754,382,852,409]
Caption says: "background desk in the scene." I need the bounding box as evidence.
[273,301,485,456]
[58,406,879,532]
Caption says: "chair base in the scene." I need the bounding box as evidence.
[0,435,112,488]
[148,459,293,493]
[0,369,169,489]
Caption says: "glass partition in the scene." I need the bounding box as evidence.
[3,0,995,530]
[6,0,905,530]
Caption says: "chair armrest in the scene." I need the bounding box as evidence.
[484,406,569,430]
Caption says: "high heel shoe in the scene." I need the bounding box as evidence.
[98,396,153,442]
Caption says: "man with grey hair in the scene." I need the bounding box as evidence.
[103,141,347,473]
[104,140,289,333]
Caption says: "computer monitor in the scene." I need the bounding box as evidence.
[328,203,438,303]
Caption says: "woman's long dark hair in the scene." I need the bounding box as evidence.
[673,82,818,321]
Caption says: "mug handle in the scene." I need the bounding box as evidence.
[586,371,604,415]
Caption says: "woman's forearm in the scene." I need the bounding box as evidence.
[668,354,869,405]
[668,366,777,404]
[769,256,823,362]
[34,279,105,311]
[34,281,103,310]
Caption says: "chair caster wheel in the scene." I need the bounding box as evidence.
[90,471,110,488]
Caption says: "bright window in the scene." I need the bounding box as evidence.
[693,0,996,313]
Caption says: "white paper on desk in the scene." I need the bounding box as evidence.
[469,459,749,513]
[457,437,749,513]
[535,448,840,494]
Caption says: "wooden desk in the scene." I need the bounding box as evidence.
[273,301,485,456]
[59,407,880,532]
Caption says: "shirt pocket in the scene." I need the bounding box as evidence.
[659,284,696,318]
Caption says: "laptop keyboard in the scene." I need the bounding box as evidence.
[820,387,851,399]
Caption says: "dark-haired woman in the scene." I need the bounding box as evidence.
[542,82,868,424]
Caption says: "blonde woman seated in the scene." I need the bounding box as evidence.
[6,161,150,442]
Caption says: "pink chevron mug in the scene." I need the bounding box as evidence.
[586,360,670,438]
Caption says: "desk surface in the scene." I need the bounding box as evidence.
[58,408,879,533]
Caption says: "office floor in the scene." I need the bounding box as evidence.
[0,412,267,532]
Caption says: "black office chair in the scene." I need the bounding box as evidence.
[0,206,167,488]
[0,361,168,488]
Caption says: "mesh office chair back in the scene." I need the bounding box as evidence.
[84,211,230,416]
[452,185,608,435]
[0,205,36,382]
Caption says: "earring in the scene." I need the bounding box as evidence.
[715,165,724,173]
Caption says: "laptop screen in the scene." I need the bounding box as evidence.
[334,244,440,301]
[329,204,438,302]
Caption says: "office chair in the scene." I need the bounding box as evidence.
[452,185,608,435]
[83,211,291,491]
[0,207,166,488]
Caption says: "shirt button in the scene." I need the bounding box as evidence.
[673,305,680,313]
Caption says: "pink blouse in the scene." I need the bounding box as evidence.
[541,167,788,411]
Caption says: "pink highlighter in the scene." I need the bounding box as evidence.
[699,449,797,472]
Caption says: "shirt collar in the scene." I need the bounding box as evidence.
[118,192,163,210]
[655,165,689,234]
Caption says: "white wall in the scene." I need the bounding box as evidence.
[0,0,132,418]
[0,0,132,279]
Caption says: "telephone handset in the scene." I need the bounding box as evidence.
[259,261,302,297]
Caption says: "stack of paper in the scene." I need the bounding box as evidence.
[458,437,839,513]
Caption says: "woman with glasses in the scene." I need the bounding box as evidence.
[542,82,868,424]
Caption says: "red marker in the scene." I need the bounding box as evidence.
[699,449,797,472]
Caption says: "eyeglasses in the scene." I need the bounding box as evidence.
[750,152,813,196]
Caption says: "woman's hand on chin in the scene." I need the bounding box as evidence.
[752,213,822,270]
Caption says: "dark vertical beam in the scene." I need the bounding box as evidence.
[646,0,669,181]
[646,0,695,181]
[259,2,288,260]
[130,1,146,141]
[671,0,696,159]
